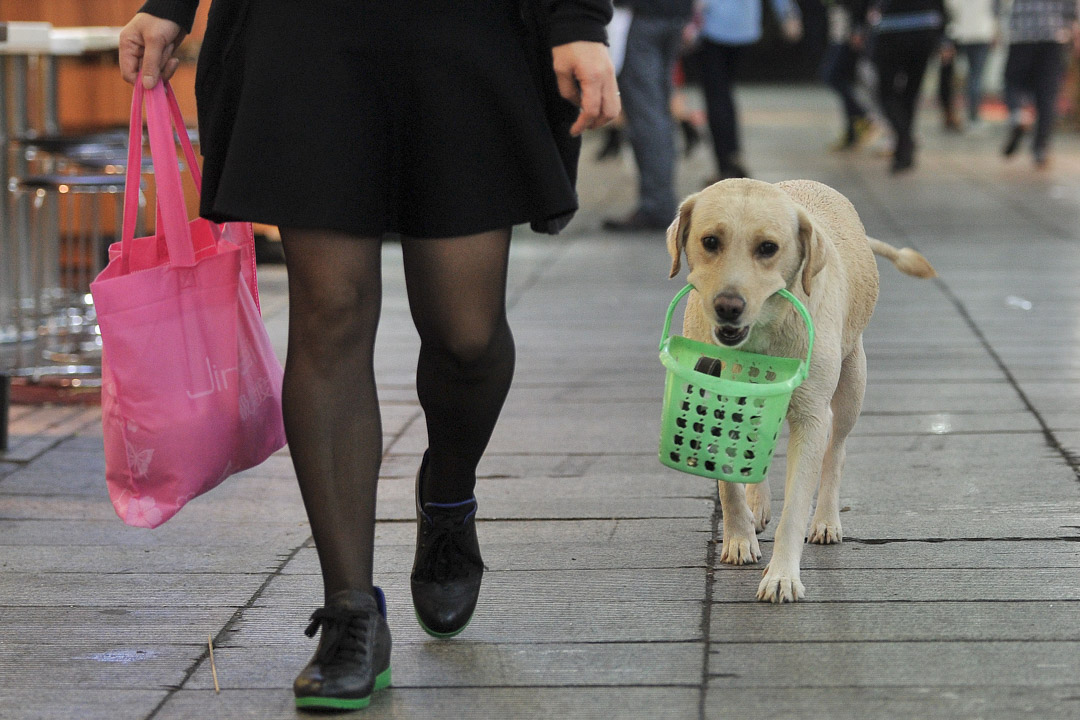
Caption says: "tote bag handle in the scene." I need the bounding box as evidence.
[121,82,197,268]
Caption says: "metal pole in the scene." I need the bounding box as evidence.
[0,372,9,452]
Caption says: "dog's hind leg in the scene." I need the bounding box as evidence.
[718,481,761,565]
[809,340,866,545]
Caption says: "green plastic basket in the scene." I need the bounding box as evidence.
[658,284,814,484]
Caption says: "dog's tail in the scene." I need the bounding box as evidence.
[868,237,937,278]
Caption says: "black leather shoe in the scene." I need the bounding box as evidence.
[410,456,485,638]
[294,588,392,711]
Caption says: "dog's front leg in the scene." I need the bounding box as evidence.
[718,481,761,565]
[757,410,831,603]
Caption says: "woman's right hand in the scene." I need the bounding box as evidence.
[119,13,186,89]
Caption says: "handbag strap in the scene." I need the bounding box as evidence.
[119,81,260,310]
[122,82,196,268]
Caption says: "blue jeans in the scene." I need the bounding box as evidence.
[938,42,991,122]
[619,14,688,222]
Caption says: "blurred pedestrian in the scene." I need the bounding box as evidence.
[938,0,1001,131]
[821,0,878,150]
[603,0,696,231]
[1001,0,1080,168]
[698,0,803,182]
[867,0,947,173]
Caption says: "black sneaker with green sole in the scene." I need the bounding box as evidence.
[294,588,392,711]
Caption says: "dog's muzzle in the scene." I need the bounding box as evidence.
[713,325,750,346]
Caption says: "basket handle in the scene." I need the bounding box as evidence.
[776,288,814,381]
[660,284,815,377]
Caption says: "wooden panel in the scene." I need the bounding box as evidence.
[1,0,207,130]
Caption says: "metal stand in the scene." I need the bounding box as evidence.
[1,372,9,452]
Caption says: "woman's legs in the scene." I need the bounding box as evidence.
[401,229,515,503]
[279,228,383,603]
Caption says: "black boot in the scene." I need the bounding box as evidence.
[294,588,392,711]
[410,454,485,638]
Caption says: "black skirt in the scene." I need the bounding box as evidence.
[194,0,579,238]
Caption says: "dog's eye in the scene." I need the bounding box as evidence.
[756,241,779,258]
[701,235,720,252]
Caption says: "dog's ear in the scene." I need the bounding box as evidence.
[797,206,827,294]
[667,193,697,278]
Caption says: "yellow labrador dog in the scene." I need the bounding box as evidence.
[666,178,935,603]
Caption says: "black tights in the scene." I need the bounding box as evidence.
[279,228,515,601]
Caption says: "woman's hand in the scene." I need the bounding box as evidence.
[119,13,186,89]
[551,41,621,136]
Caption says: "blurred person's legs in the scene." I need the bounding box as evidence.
[700,40,747,179]
[1028,41,1067,167]
[822,41,873,149]
[605,15,686,231]
[959,42,992,124]
[1002,42,1034,157]
[938,47,960,130]
[874,30,937,173]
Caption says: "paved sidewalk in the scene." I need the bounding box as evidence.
[2,85,1080,720]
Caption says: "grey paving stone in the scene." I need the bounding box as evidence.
[709,600,1080,642]
[708,641,1080,688]
[0,690,167,720]
[224,597,703,650]
[1,606,251,645]
[0,519,311,547]
[282,517,711,573]
[781,539,1080,570]
[704,685,1080,720]
[262,567,706,607]
[709,567,1080,603]
[155,687,702,720]
[0,642,201,688]
[374,473,711,521]
[0,572,271,607]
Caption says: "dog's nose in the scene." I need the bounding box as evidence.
[713,293,746,323]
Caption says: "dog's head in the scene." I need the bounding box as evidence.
[666,179,825,348]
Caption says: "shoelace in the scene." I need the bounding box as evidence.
[418,512,485,584]
[305,606,370,665]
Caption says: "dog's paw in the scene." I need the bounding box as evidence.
[719,531,761,565]
[808,519,843,545]
[756,563,805,604]
[748,495,771,533]
[745,482,771,532]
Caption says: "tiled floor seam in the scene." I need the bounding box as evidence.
[142,539,310,720]
[697,492,722,720]
[934,278,1080,484]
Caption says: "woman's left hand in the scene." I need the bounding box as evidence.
[551,41,621,136]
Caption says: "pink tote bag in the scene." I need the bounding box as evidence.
[90,82,286,528]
